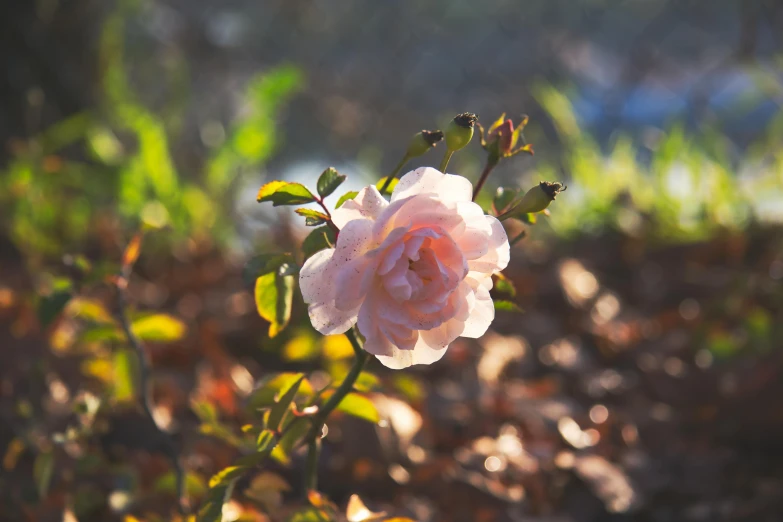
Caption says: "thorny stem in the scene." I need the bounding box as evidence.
[116,257,187,514]
[439,149,454,173]
[472,159,498,201]
[304,328,368,488]
[378,153,411,195]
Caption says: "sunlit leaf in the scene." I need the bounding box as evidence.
[375,177,398,195]
[289,507,332,522]
[257,181,316,206]
[33,450,54,500]
[335,393,380,424]
[154,470,207,497]
[335,191,359,208]
[494,273,516,297]
[270,417,310,464]
[494,300,523,313]
[346,494,386,522]
[255,269,294,338]
[113,348,138,402]
[392,374,425,403]
[353,372,380,393]
[518,212,538,225]
[283,331,320,362]
[317,167,346,198]
[87,126,124,165]
[267,374,305,432]
[66,298,115,324]
[248,373,315,411]
[197,478,235,522]
[302,226,336,260]
[208,466,246,489]
[295,208,330,227]
[321,334,355,360]
[131,314,186,342]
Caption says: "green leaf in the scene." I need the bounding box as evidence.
[113,348,138,402]
[257,429,276,451]
[288,507,333,522]
[336,392,379,423]
[198,479,236,522]
[267,374,305,432]
[295,208,330,226]
[257,181,316,206]
[376,177,398,195]
[154,470,207,497]
[33,450,54,500]
[208,465,247,489]
[494,273,516,297]
[494,300,524,313]
[248,373,315,411]
[243,253,297,288]
[354,372,380,393]
[131,314,186,342]
[271,417,310,464]
[493,187,518,214]
[316,167,346,198]
[255,266,295,338]
[301,225,336,260]
[335,191,359,208]
[38,290,72,328]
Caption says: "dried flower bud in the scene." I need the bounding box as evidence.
[445,112,478,152]
[511,181,567,215]
[406,129,444,158]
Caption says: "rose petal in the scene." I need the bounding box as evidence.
[331,185,388,229]
[460,278,495,338]
[467,216,510,274]
[391,167,473,204]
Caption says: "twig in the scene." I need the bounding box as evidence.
[378,154,410,195]
[472,160,497,201]
[115,238,187,514]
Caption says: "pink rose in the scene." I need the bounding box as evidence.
[299,167,510,369]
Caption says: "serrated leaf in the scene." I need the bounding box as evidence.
[301,226,336,260]
[494,273,516,297]
[493,187,518,214]
[494,300,523,313]
[316,167,346,198]
[295,208,330,226]
[346,494,386,522]
[335,191,359,208]
[257,181,316,206]
[335,392,379,423]
[267,374,305,432]
[33,450,54,500]
[131,314,186,342]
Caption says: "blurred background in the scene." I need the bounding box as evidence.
[1,0,783,520]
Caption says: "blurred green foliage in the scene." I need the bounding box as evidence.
[0,3,301,264]
[529,83,783,240]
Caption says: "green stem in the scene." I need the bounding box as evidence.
[305,328,369,470]
[379,154,411,195]
[439,150,454,172]
[304,438,321,491]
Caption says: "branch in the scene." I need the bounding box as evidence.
[115,237,187,514]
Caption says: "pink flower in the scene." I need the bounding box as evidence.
[299,167,510,369]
